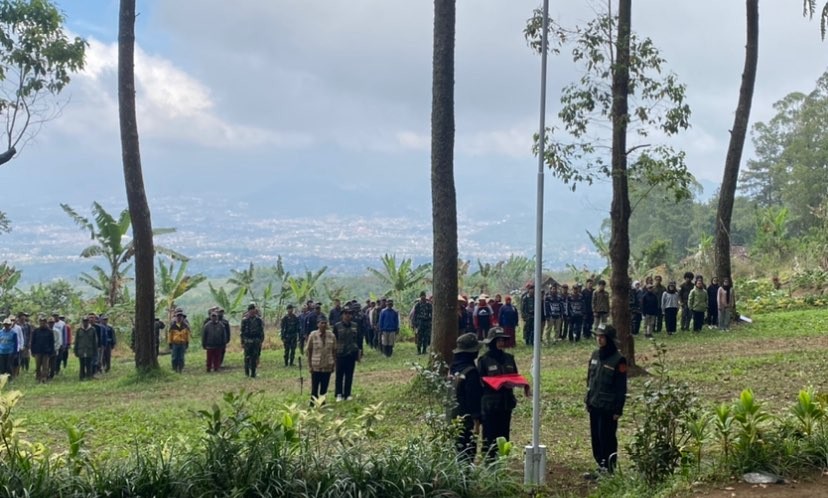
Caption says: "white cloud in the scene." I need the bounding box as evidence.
[62,37,313,149]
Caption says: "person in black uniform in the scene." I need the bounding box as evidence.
[478,327,528,461]
[585,324,627,476]
[449,332,483,462]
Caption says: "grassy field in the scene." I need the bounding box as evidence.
[10,308,828,497]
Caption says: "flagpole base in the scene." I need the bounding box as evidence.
[524,444,547,485]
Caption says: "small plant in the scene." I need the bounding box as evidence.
[791,387,825,437]
[627,342,698,485]
[730,389,773,472]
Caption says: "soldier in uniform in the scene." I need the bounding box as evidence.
[333,307,362,401]
[411,291,433,355]
[449,332,483,462]
[240,303,265,378]
[520,284,535,346]
[280,304,301,366]
[585,324,627,476]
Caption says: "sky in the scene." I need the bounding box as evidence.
[2,0,828,248]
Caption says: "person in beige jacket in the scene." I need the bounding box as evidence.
[305,316,336,405]
[717,277,737,331]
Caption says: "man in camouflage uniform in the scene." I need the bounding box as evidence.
[280,304,301,367]
[520,284,535,346]
[240,303,265,378]
[412,291,433,355]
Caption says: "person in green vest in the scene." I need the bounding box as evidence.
[585,324,627,477]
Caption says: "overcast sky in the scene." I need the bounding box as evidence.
[3,0,828,225]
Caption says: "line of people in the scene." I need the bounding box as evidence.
[0,311,115,382]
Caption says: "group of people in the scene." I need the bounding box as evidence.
[449,324,627,474]
[0,311,115,382]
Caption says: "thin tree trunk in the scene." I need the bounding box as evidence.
[119,0,157,370]
[715,0,759,282]
[609,0,637,370]
[430,0,458,365]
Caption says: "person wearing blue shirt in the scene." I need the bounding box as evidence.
[0,318,19,376]
[378,299,400,357]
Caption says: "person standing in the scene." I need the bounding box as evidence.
[473,295,494,341]
[592,280,610,328]
[641,284,660,339]
[49,316,63,378]
[717,277,736,331]
[678,272,695,331]
[333,307,362,401]
[567,285,586,343]
[629,281,643,336]
[217,308,231,367]
[661,281,680,335]
[378,299,400,357]
[168,311,190,373]
[153,317,165,357]
[688,279,708,332]
[0,318,18,377]
[707,277,720,328]
[412,292,433,355]
[653,276,666,333]
[99,315,115,373]
[17,312,31,373]
[240,304,265,378]
[202,312,226,372]
[520,284,535,346]
[544,284,565,344]
[582,279,595,339]
[585,325,627,476]
[449,332,483,462]
[328,299,343,327]
[74,316,98,380]
[30,316,55,383]
[478,327,528,461]
[305,316,335,406]
[497,296,518,348]
[280,304,301,367]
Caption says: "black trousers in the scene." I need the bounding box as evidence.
[631,312,642,335]
[455,415,477,462]
[655,310,663,332]
[568,316,583,342]
[664,308,678,334]
[0,354,12,376]
[582,313,594,338]
[707,307,719,326]
[311,371,331,400]
[589,409,619,472]
[523,318,534,345]
[482,409,512,461]
[692,311,705,332]
[680,304,691,330]
[335,353,358,398]
[79,357,94,380]
[283,336,297,366]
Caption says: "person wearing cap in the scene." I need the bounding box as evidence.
[629,281,643,336]
[202,312,226,373]
[9,315,23,378]
[568,284,586,342]
[544,284,565,344]
[585,325,627,475]
[333,307,362,401]
[30,316,55,383]
[378,299,400,357]
[0,318,18,377]
[280,304,302,367]
[305,316,335,406]
[582,279,595,340]
[168,310,191,373]
[16,312,31,374]
[449,333,484,462]
[411,291,433,355]
[74,315,98,380]
[215,308,230,367]
[520,284,536,346]
[497,296,518,348]
[240,304,265,378]
[478,327,526,461]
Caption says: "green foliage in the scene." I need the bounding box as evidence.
[0,0,86,155]
[206,282,245,316]
[803,0,828,40]
[155,259,206,316]
[367,254,430,307]
[627,343,698,485]
[61,202,184,307]
[0,261,20,311]
[286,267,327,306]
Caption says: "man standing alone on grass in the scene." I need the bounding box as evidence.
[240,304,265,378]
[75,316,98,380]
[378,299,399,357]
[280,304,301,367]
[202,312,226,373]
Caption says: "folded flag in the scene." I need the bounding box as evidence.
[481,373,530,391]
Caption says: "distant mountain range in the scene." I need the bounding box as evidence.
[1,195,607,285]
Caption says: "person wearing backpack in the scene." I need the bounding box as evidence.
[449,333,483,462]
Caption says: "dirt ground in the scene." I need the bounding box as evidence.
[691,473,828,497]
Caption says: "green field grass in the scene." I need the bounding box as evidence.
[10,307,828,496]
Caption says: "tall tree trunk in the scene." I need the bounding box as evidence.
[119,0,157,371]
[609,0,636,369]
[430,0,458,365]
[715,0,759,282]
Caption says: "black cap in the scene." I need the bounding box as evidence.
[286,304,294,309]
[248,303,257,311]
